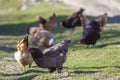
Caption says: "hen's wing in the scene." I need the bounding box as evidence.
[43,44,68,57]
[43,47,60,57]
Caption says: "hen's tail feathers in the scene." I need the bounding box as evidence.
[23,34,29,47]
[77,8,85,15]
[36,16,47,25]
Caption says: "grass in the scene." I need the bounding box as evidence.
[0,0,22,10]
[0,1,120,80]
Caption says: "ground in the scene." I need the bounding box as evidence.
[0,2,120,80]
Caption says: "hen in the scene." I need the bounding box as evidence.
[61,8,85,29]
[78,13,107,48]
[14,35,33,71]
[36,13,57,32]
[27,27,55,51]
[28,38,71,73]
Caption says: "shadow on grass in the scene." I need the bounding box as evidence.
[74,70,99,74]
[0,21,37,36]
[64,66,120,73]
[0,15,68,36]
[0,14,119,36]
[96,41,120,48]
[63,66,101,74]
[95,29,120,48]
[0,69,47,77]
[114,66,120,69]
[18,74,38,80]
[0,68,48,80]
[64,66,108,70]
[101,30,120,39]
[0,46,16,53]
[64,66,114,74]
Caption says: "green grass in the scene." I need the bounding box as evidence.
[0,0,22,10]
[0,2,120,80]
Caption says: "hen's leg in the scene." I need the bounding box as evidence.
[57,67,62,73]
[22,66,26,72]
[49,67,56,73]
[89,45,93,48]
[86,45,93,48]
[29,64,31,68]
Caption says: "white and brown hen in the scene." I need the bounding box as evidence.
[14,35,33,71]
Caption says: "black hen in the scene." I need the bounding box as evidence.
[29,38,71,73]
[61,8,85,29]
[78,13,107,48]
[78,21,100,47]
[82,21,100,45]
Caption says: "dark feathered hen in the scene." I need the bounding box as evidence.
[78,13,107,48]
[28,38,71,73]
[61,8,85,29]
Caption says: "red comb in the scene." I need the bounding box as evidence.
[78,39,84,44]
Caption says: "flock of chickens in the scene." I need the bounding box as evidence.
[14,8,108,73]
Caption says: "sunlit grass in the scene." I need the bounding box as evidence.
[0,0,22,9]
